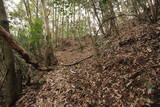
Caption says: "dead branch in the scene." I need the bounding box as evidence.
[60,55,93,66]
[0,25,53,71]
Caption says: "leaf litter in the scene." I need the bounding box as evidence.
[16,22,160,107]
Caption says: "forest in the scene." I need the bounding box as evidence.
[0,0,160,107]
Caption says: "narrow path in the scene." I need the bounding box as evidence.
[27,46,92,107]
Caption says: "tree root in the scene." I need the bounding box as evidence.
[59,55,93,66]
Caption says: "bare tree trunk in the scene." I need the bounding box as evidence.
[0,0,17,106]
[108,0,119,36]
[56,4,60,46]
[148,0,158,23]
[73,2,76,39]
[77,4,83,52]
[23,0,32,26]
[90,0,105,35]
[55,5,58,46]
[87,9,92,36]
[61,0,65,39]
[41,0,57,66]
[35,0,39,18]
[87,7,102,71]
[66,14,70,38]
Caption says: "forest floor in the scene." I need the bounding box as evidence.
[16,21,160,107]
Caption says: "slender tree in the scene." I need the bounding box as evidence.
[23,0,33,26]
[41,0,57,66]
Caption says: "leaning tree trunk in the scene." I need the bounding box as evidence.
[41,0,58,66]
[0,0,17,106]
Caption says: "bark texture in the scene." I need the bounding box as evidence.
[0,0,17,106]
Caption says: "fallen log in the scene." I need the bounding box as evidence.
[0,25,53,71]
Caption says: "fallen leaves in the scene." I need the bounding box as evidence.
[16,22,160,107]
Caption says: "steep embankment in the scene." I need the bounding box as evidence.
[17,23,160,107]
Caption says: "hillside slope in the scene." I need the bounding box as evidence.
[16,23,160,107]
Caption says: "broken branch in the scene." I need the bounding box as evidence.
[60,55,93,66]
[0,25,53,71]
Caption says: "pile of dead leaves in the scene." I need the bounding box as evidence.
[65,24,160,107]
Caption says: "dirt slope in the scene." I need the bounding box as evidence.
[16,23,160,107]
